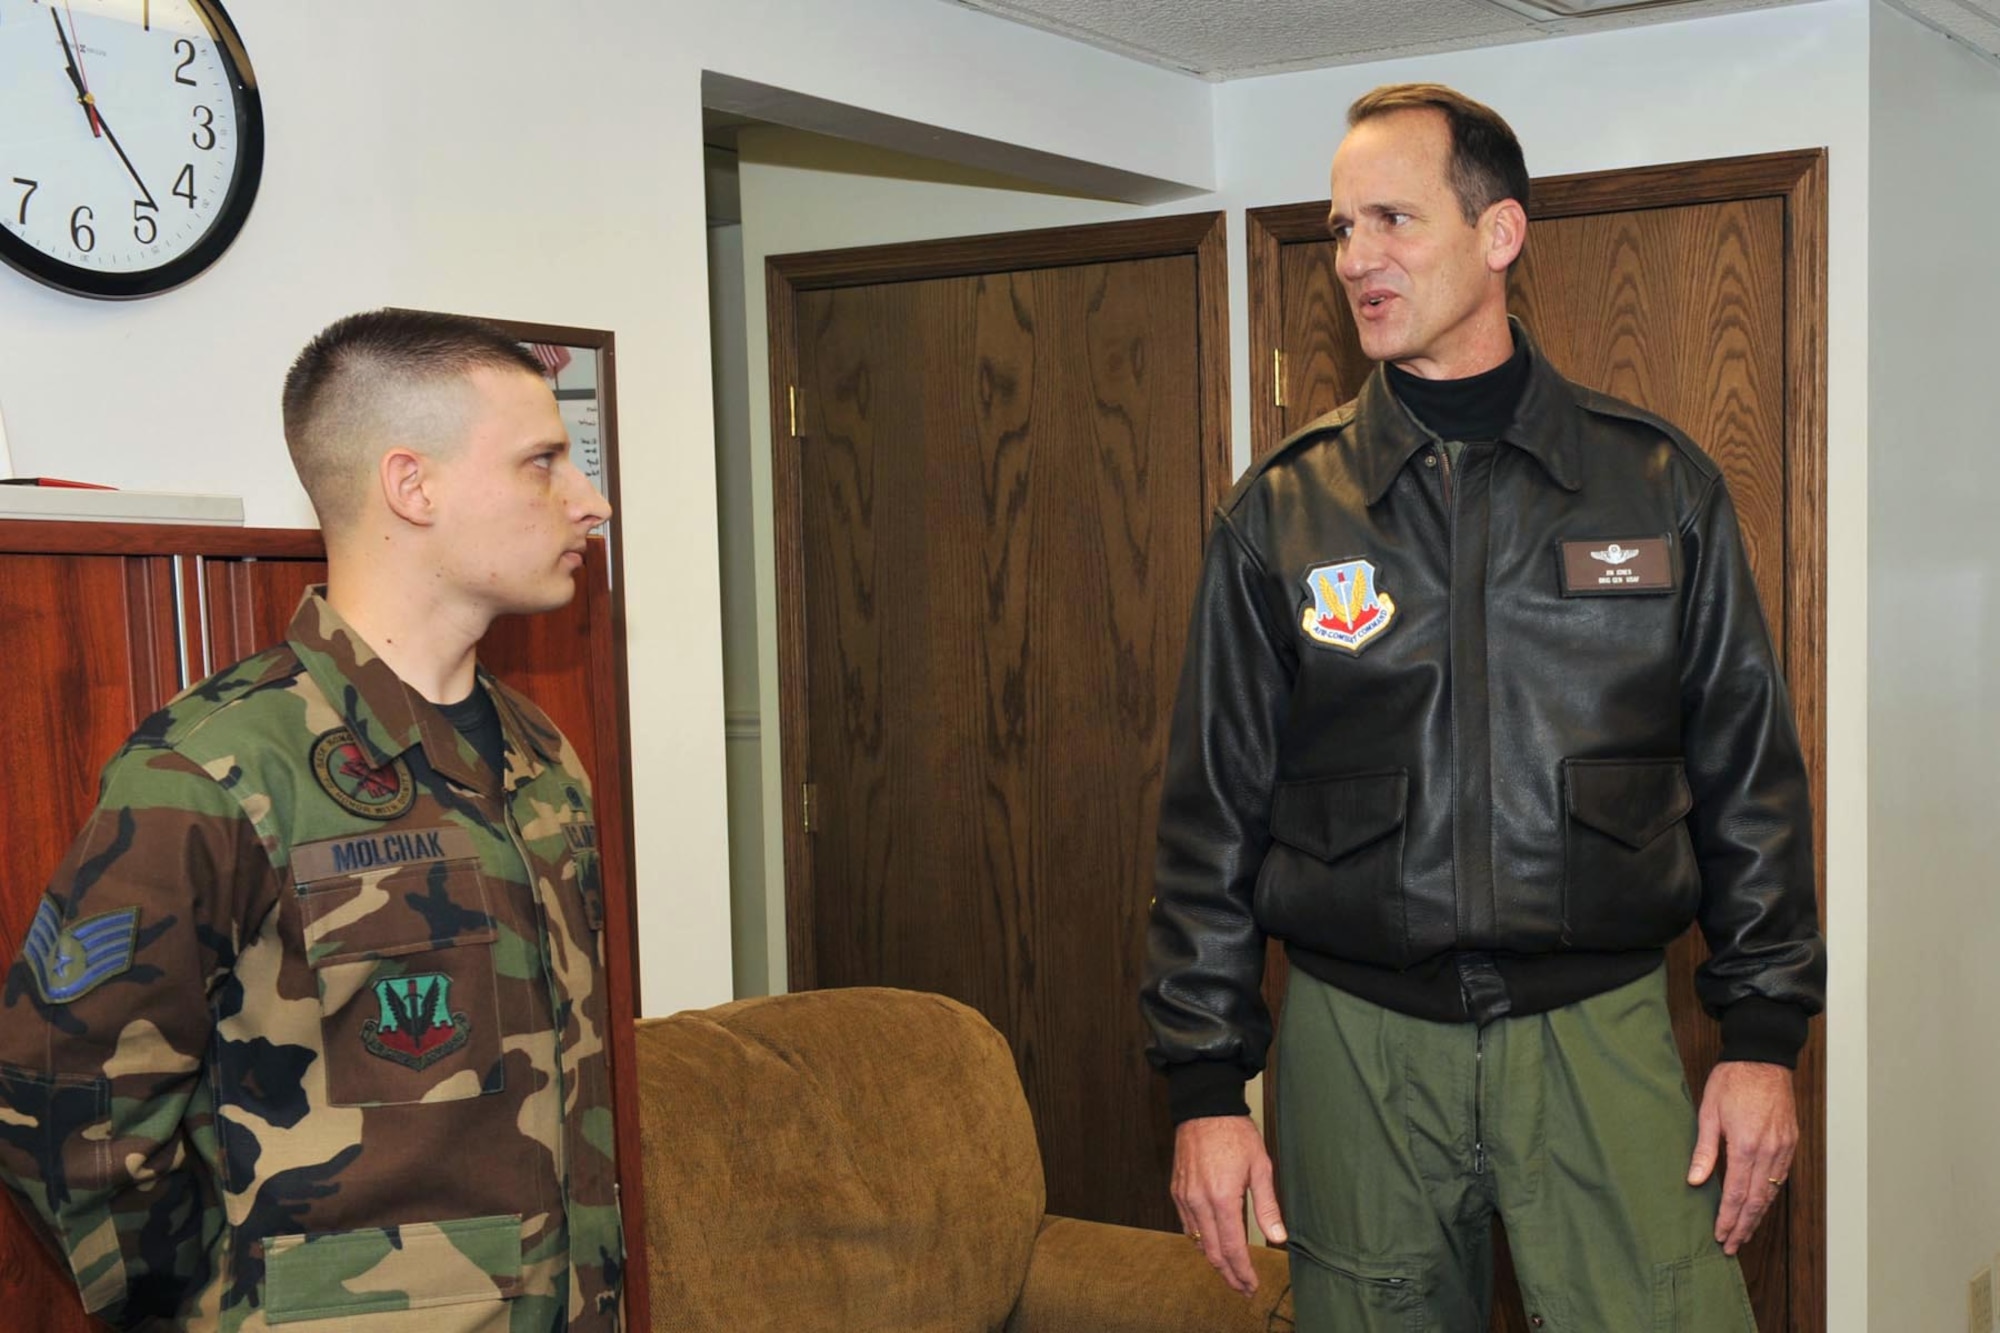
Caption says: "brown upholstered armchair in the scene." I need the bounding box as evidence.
[633,987,1293,1331]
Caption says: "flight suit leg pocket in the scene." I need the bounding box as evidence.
[1651,1252,1756,1332]
[1288,1236,1432,1333]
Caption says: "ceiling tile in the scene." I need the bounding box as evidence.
[950,0,1529,77]
[1884,0,2000,56]
[942,0,1971,80]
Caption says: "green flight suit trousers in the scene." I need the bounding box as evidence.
[1275,966,1759,1332]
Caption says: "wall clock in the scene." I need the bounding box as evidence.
[0,0,263,299]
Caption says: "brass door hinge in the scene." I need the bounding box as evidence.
[1273,349,1286,409]
[801,782,818,834]
[788,385,800,439]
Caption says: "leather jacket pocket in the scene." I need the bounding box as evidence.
[1561,758,1701,948]
[298,861,506,1108]
[1255,770,1411,965]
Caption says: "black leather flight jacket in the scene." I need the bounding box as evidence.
[1141,332,1826,1122]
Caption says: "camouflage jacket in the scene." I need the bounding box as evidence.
[0,592,623,1331]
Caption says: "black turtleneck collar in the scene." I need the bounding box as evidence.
[1386,327,1530,445]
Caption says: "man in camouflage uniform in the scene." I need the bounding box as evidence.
[0,310,624,1330]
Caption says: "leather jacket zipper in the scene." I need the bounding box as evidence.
[1440,443,1464,942]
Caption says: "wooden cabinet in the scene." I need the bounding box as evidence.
[0,521,647,1329]
[0,544,180,1332]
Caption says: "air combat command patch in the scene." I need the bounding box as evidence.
[1301,558,1397,654]
[311,728,416,821]
[361,974,470,1071]
[23,897,139,1004]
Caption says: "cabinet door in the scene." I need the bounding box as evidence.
[201,554,327,670]
[0,552,180,1333]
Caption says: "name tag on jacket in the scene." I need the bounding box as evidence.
[1557,535,1675,596]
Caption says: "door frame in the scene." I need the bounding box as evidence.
[1246,148,1829,1331]
[766,211,1231,993]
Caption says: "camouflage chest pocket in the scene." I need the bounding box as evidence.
[293,829,506,1108]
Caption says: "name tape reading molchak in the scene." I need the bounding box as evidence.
[292,826,480,882]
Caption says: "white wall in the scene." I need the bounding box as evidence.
[730,2,1871,1320]
[0,0,1216,1020]
[1867,7,2000,1327]
[707,217,769,999]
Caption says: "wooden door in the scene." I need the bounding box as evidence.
[1248,150,1827,1331]
[771,215,1230,1232]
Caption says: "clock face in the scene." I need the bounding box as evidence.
[0,0,262,299]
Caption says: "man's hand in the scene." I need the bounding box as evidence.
[1687,1061,1797,1256]
[1172,1114,1287,1296]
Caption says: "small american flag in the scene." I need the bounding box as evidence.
[527,343,572,380]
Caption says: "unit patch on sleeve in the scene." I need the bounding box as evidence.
[23,897,140,1004]
[310,728,417,821]
[1557,535,1676,596]
[1300,558,1398,654]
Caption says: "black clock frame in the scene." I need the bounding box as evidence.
[0,0,265,300]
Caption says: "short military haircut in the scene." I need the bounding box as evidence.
[1347,83,1530,227]
[281,309,546,530]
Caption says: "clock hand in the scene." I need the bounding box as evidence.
[47,11,156,208]
[48,9,102,139]
[94,106,159,210]
[61,1,105,134]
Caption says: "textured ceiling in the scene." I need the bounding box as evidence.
[1881,0,2000,59]
[943,0,2000,78]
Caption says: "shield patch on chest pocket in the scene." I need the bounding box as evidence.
[1300,558,1397,654]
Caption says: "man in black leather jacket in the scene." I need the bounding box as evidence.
[1141,84,1824,1329]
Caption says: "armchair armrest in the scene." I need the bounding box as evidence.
[1006,1214,1292,1333]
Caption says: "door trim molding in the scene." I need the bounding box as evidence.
[767,211,1231,995]
[1247,148,1829,1332]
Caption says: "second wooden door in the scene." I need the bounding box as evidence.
[774,215,1230,1232]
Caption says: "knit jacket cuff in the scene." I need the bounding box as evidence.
[1717,997,1810,1068]
[1165,1061,1253,1125]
